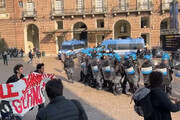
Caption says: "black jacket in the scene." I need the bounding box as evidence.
[6,74,25,83]
[64,58,74,68]
[28,52,33,59]
[146,88,180,120]
[36,96,88,120]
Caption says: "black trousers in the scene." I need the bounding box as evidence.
[3,57,8,65]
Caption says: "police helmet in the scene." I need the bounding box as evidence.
[162,53,170,61]
[144,55,151,61]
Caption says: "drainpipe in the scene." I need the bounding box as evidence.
[13,0,17,48]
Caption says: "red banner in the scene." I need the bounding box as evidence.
[0,73,54,116]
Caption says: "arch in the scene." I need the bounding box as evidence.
[72,22,88,46]
[24,24,40,54]
[160,17,170,30]
[160,17,170,46]
[113,19,131,39]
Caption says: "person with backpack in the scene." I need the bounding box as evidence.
[36,78,88,120]
[133,71,180,120]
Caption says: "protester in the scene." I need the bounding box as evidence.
[2,64,25,120]
[34,63,45,110]
[2,50,8,65]
[146,71,180,120]
[36,49,42,63]
[36,78,88,120]
[19,48,24,57]
[6,64,24,83]
[27,49,33,64]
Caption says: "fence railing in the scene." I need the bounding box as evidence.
[22,10,37,18]
[51,7,107,16]
[160,29,180,35]
[113,3,153,13]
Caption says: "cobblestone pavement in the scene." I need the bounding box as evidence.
[0,57,180,120]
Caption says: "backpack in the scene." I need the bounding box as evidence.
[132,87,155,119]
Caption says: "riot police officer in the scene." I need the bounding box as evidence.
[84,53,94,86]
[122,55,139,94]
[90,56,103,90]
[141,55,154,87]
[64,53,75,83]
[155,53,173,97]
[79,53,87,82]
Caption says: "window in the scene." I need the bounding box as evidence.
[107,43,144,50]
[0,0,5,8]
[76,0,84,13]
[62,45,73,50]
[97,19,104,28]
[119,0,127,11]
[141,0,149,10]
[107,44,118,50]
[137,0,153,10]
[26,2,35,16]
[19,1,23,7]
[96,0,103,12]
[76,0,84,10]
[161,21,168,29]
[54,0,63,14]
[164,0,173,9]
[141,17,150,28]
[74,44,84,49]
[56,21,63,29]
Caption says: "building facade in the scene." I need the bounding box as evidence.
[0,0,179,54]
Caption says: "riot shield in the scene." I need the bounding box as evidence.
[77,53,83,64]
[90,58,100,79]
[101,59,116,81]
[173,59,180,66]
[141,62,153,75]
[81,61,87,75]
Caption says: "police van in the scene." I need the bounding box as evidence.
[101,37,145,56]
[58,39,85,60]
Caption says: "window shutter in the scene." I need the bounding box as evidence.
[149,0,153,9]
[121,0,125,11]
[126,0,129,10]
[137,0,141,10]
[92,0,95,12]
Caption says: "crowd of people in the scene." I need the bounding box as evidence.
[0,63,88,120]
[62,47,180,97]
[62,46,180,119]
[1,46,180,120]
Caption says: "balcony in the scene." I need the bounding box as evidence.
[22,10,37,20]
[51,7,108,17]
[162,2,180,11]
[113,3,153,14]
[160,29,180,35]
